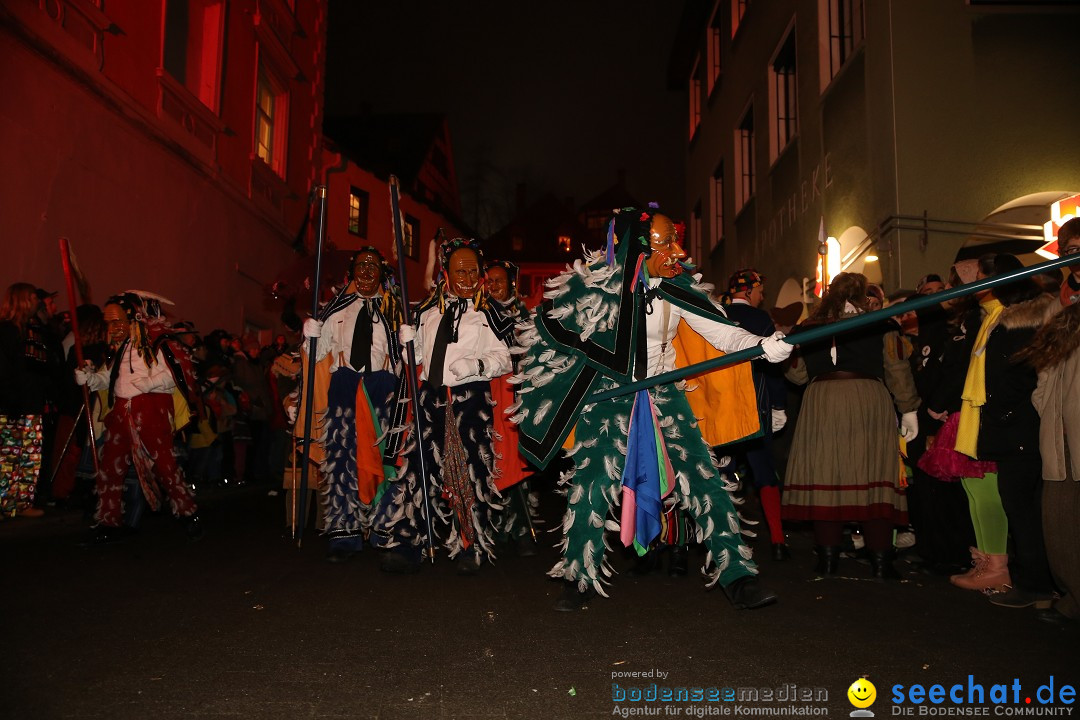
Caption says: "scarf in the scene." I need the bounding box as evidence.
[955,297,1003,459]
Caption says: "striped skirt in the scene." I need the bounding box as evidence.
[782,378,907,524]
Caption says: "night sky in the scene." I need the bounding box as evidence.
[325,1,687,236]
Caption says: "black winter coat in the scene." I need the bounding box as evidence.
[976,294,1057,460]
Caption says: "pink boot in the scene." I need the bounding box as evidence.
[949,547,988,586]
[952,553,1010,591]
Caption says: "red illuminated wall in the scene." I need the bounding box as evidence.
[0,0,328,336]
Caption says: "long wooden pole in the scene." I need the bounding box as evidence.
[295,186,329,547]
[389,175,436,560]
[587,252,1080,404]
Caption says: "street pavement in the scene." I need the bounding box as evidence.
[2,484,1077,719]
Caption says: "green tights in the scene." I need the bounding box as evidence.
[960,472,1008,554]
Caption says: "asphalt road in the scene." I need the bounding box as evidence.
[2,484,1077,719]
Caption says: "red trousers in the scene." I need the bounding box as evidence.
[96,394,196,527]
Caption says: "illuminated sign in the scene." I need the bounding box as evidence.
[1036,192,1080,260]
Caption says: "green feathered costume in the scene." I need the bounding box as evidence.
[510,207,762,597]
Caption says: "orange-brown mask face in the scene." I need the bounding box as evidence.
[352,251,382,297]
[486,266,510,302]
[447,248,480,298]
[645,214,686,279]
[104,303,129,347]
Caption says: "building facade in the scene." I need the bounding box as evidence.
[1,0,328,335]
[674,0,1080,304]
[321,113,470,303]
[486,190,595,308]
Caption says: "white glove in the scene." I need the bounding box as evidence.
[75,364,106,391]
[399,325,416,345]
[285,390,299,424]
[900,411,919,442]
[759,331,792,363]
[449,358,479,380]
[771,408,787,433]
[302,318,323,339]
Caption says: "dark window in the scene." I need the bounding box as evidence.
[431,146,449,178]
[711,162,724,249]
[827,0,864,81]
[772,29,798,157]
[732,0,748,36]
[404,214,420,260]
[707,5,722,94]
[689,56,703,140]
[162,0,224,110]
[691,200,703,264]
[163,0,190,85]
[348,187,369,237]
[736,108,755,209]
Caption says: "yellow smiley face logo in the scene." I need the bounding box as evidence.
[847,678,876,708]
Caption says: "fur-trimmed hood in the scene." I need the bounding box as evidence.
[999,292,1059,331]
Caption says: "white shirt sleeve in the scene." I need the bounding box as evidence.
[678,303,764,354]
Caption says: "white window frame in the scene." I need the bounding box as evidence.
[254,63,289,177]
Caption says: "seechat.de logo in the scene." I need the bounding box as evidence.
[849,678,878,717]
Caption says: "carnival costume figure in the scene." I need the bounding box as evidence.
[721,269,791,561]
[485,259,539,555]
[74,292,202,543]
[377,237,515,574]
[781,272,920,580]
[510,207,791,611]
[300,248,407,562]
[0,284,64,517]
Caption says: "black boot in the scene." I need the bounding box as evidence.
[326,535,360,561]
[553,581,595,612]
[814,545,840,575]
[379,547,422,574]
[668,545,689,576]
[771,543,792,561]
[723,576,778,610]
[630,547,661,576]
[516,533,538,557]
[183,514,204,542]
[869,550,902,581]
[456,547,481,576]
[80,524,135,547]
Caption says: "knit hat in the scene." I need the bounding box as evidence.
[727,268,765,295]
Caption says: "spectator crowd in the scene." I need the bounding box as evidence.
[2,212,1078,625]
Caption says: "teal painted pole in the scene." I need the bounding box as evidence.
[586,252,1080,404]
